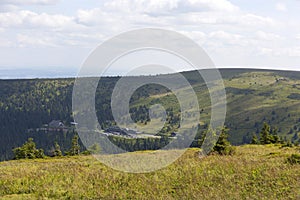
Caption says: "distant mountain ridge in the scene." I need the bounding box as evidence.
[0,67,78,79]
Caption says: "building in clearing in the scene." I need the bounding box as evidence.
[47,120,68,132]
[49,120,65,128]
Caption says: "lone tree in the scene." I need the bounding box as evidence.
[200,126,217,155]
[260,122,271,144]
[251,134,259,144]
[213,127,235,155]
[269,127,280,144]
[53,142,62,157]
[66,135,80,156]
[13,138,45,159]
[259,122,281,145]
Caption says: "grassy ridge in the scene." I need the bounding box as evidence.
[223,71,300,143]
[135,70,300,143]
[0,145,299,199]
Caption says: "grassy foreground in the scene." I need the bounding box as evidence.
[0,145,299,199]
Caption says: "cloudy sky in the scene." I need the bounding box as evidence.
[0,0,300,76]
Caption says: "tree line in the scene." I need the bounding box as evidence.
[12,134,100,159]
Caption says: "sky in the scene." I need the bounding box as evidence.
[0,0,300,77]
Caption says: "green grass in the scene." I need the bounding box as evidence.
[223,71,300,143]
[0,145,299,199]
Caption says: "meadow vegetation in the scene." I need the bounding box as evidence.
[0,145,299,199]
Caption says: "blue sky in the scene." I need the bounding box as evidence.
[0,0,299,76]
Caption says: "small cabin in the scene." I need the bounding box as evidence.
[49,120,65,128]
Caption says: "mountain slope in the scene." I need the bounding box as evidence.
[0,69,300,160]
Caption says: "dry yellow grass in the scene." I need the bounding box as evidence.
[0,145,299,199]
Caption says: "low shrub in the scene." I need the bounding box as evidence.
[287,154,300,165]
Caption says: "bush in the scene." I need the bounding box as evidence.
[13,138,45,159]
[286,154,300,165]
[281,141,294,148]
[52,142,62,157]
[259,122,281,145]
[65,135,80,156]
[213,127,235,155]
[251,135,259,144]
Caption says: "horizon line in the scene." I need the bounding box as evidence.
[0,67,300,80]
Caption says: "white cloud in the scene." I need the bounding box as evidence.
[179,0,239,12]
[179,30,206,45]
[13,31,106,48]
[25,12,75,30]
[0,0,59,6]
[0,10,29,27]
[0,1,282,53]
[208,30,252,47]
[275,2,287,12]
[258,47,300,57]
[0,10,80,31]
[0,37,13,47]
[0,4,18,12]
[76,8,112,26]
[170,11,277,30]
[17,34,58,47]
[0,0,299,70]
[210,31,242,41]
[104,0,239,15]
[255,31,283,41]
[0,0,60,13]
[175,12,219,25]
[258,47,273,56]
[104,0,178,14]
[239,14,276,27]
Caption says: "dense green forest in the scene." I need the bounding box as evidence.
[1,68,300,160]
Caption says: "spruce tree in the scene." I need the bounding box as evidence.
[13,138,45,159]
[67,135,80,156]
[201,126,217,155]
[213,127,235,155]
[269,127,280,143]
[53,142,62,157]
[251,134,259,144]
[260,122,271,144]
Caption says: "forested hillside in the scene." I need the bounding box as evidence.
[1,69,300,160]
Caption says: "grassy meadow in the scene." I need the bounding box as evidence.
[0,145,299,200]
